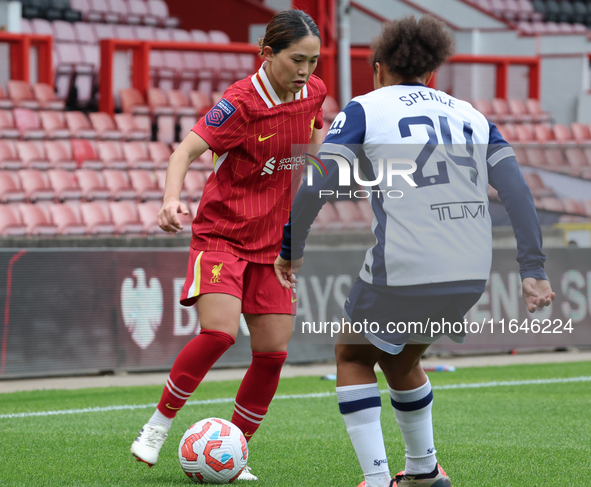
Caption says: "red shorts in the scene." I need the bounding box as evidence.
[180,250,296,315]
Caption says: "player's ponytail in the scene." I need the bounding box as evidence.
[259,9,321,56]
[371,15,455,79]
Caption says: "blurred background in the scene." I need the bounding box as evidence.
[0,0,590,379]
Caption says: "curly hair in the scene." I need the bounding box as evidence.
[371,15,455,79]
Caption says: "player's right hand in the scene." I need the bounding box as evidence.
[158,199,189,233]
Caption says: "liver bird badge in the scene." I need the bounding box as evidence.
[121,268,163,349]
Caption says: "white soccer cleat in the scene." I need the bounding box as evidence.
[131,424,168,467]
[237,465,258,481]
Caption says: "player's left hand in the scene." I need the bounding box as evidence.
[522,277,556,313]
[274,255,303,289]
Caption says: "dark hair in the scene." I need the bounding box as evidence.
[259,9,321,55]
[371,15,455,79]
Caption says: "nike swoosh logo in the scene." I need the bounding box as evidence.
[165,403,182,410]
[258,133,276,142]
[291,298,297,303]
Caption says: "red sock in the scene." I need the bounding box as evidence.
[157,329,235,418]
[231,351,287,441]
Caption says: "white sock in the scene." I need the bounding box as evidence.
[389,379,437,475]
[147,409,173,431]
[337,383,390,487]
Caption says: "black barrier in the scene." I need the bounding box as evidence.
[0,247,590,378]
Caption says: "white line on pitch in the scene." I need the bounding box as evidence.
[1,376,590,420]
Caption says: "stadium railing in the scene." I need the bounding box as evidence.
[0,32,53,87]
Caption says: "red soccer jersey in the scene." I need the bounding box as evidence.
[191,64,326,264]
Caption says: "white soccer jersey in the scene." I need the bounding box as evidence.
[318,83,512,287]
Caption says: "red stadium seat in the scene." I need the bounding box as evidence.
[79,201,116,234]
[49,203,87,234]
[120,88,150,115]
[534,124,556,145]
[47,169,82,200]
[0,205,27,235]
[128,169,161,200]
[147,0,179,27]
[473,99,494,119]
[71,139,103,169]
[514,123,536,144]
[115,24,136,39]
[333,200,369,229]
[513,147,528,165]
[146,87,175,116]
[18,168,54,201]
[491,98,515,124]
[0,140,22,169]
[123,141,154,169]
[525,99,551,124]
[114,113,150,141]
[523,148,547,168]
[91,0,120,22]
[542,148,568,173]
[148,141,172,169]
[183,170,205,200]
[552,124,576,146]
[43,140,77,170]
[108,200,144,234]
[0,109,19,138]
[582,200,591,217]
[189,90,214,116]
[6,80,39,110]
[52,20,77,43]
[75,169,111,200]
[32,83,66,111]
[507,99,532,123]
[0,170,25,202]
[166,90,198,118]
[105,0,129,21]
[73,21,97,44]
[96,140,128,169]
[39,111,71,139]
[523,172,554,198]
[496,123,516,143]
[137,200,161,233]
[64,112,97,139]
[570,123,591,144]
[17,203,58,235]
[0,84,13,109]
[13,108,45,139]
[16,141,50,170]
[88,112,123,140]
[126,0,158,26]
[70,0,99,22]
[564,148,589,177]
[561,198,584,215]
[102,169,136,199]
[538,197,564,212]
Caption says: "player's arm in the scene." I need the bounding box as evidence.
[159,131,209,233]
[275,101,366,289]
[486,123,555,312]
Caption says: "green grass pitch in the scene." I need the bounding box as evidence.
[1,361,590,486]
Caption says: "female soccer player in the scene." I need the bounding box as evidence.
[275,15,555,487]
[131,10,326,480]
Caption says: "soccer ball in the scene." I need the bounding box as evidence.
[179,418,248,484]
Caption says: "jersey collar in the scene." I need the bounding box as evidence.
[251,61,308,108]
